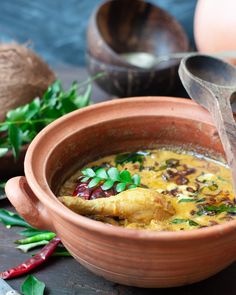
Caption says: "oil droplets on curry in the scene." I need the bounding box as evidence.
[58,149,236,231]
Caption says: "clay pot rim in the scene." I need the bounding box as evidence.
[25,96,236,240]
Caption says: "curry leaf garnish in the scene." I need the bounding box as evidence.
[0,75,102,159]
[115,151,149,168]
[81,167,141,192]
[171,218,186,224]
[188,220,199,226]
[178,198,196,203]
[196,198,206,203]
[101,179,114,190]
[171,218,199,226]
[21,275,45,295]
[197,205,236,216]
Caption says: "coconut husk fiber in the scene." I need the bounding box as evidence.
[0,43,56,121]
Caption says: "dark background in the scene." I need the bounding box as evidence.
[0,0,197,66]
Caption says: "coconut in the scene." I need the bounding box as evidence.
[0,43,56,121]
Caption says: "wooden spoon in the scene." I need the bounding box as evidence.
[179,54,236,193]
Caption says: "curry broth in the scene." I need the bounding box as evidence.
[59,149,235,231]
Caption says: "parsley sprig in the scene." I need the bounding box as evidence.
[81,167,141,193]
[0,74,103,159]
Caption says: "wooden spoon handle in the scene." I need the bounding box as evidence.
[210,96,236,185]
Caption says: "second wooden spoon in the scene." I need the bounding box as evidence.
[179,54,236,194]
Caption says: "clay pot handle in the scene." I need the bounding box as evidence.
[5,176,55,232]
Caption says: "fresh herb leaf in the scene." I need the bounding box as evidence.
[196,198,206,203]
[119,170,132,183]
[171,218,199,226]
[21,275,45,295]
[81,177,90,183]
[88,177,101,188]
[171,218,186,224]
[128,184,137,189]
[115,151,149,166]
[95,168,108,179]
[107,167,120,181]
[0,78,95,159]
[132,174,141,185]
[80,167,141,192]
[204,205,236,214]
[0,209,31,228]
[178,198,195,203]
[8,124,22,159]
[101,179,114,190]
[188,220,199,226]
[82,168,96,177]
[116,182,126,193]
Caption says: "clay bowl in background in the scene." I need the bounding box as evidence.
[86,52,180,97]
[5,97,236,288]
[87,0,189,68]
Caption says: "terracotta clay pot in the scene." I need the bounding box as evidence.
[194,0,236,65]
[5,97,236,288]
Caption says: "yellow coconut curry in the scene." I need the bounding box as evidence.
[59,149,236,231]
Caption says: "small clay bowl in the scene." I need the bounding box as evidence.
[5,97,236,288]
[86,51,180,97]
[87,0,189,68]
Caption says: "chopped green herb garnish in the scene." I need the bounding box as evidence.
[171,218,199,226]
[115,151,149,168]
[205,205,236,214]
[197,205,236,216]
[171,218,186,224]
[178,198,196,203]
[196,198,206,203]
[188,220,199,226]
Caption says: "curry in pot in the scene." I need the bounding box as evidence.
[59,149,236,231]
